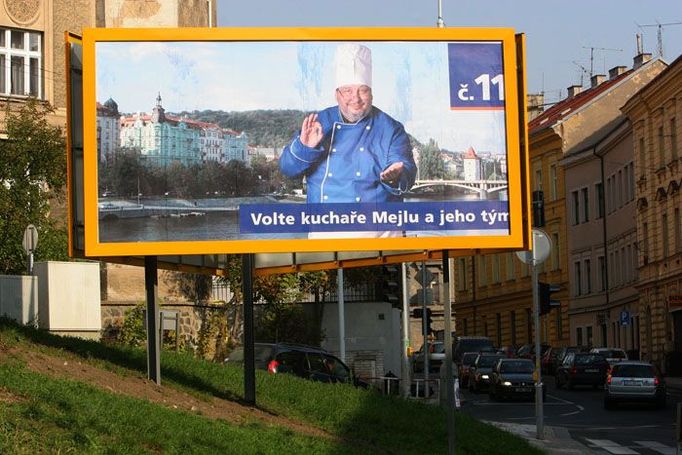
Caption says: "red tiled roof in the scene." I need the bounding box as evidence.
[528,68,634,134]
[463,146,478,159]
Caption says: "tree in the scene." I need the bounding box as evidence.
[418,139,445,180]
[0,99,67,274]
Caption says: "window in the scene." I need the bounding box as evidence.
[0,28,42,98]
[526,308,532,343]
[463,318,468,336]
[556,308,563,340]
[581,187,589,222]
[550,164,558,200]
[672,118,678,160]
[615,249,620,286]
[457,258,467,291]
[598,256,606,291]
[638,137,646,177]
[659,125,665,166]
[662,213,669,257]
[574,261,582,296]
[478,256,487,287]
[505,253,515,280]
[576,327,583,347]
[586,326,593,347]
[617,170,623,208]
[585,259,592,294]
[642,222,649,263]
[492,255,500,283]
[596,182,604,218]
[535,167,543,191]
[628,162,635,201]
[572,190,580,225]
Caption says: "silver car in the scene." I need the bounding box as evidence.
[590,347,628,367]
[604,361,666,409]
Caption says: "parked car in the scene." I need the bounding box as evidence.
[453,337,496,364]
[489,358,544,401]
[497,346,517,358]
[412,341,446,373]
[226,343,367,387]
[551,346,585,374]
[590,347,628,367]
[541,347,564,375]
[458,352,479,387]
[516,343,551,363]
[604,361,666,409]
[469,353,505,393]
[555,352,609,389]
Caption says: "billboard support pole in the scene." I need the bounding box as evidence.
[401,262,411,398]
[442,250,456,454]
[338,268,346,363]
[144,256,160,385]
[242,253,256,405]
[422,262,430,391]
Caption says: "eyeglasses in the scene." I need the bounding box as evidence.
[337,86,371,98]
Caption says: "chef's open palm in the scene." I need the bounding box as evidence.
[300,113,323,147]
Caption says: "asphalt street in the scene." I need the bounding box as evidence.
[459,375,682,454]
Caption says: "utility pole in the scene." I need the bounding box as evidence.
[437,0,445,28]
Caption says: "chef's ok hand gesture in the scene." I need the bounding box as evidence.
[299,113,323,148]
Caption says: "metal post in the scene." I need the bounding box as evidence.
[144,256,160,385]
[401,262,411,398]
[422,262,430,391]
[27,252,33,275]
[338,268,346,363]
[443,251,455,455]
[242,254,256,405]
[532,256,544,439]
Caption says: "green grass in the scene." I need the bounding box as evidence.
[0,318,544,454]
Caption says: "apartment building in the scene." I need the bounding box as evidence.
[622,55,682,373]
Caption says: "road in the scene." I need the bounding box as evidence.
[459,375,682,454]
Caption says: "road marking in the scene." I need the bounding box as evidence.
[584,438,639,455]
[634,441,676,455]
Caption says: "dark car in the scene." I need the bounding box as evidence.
[468,353,505,393]
[497,346,517,358]
[412,341,446,374]
[453,337,496,364]
[541,347,561,375]
[516,343,551,363]
[489,358,544,401]
[555,352,609,389]
[604,361,666,409]
[458,352,480,387]
[226,342,366,387]
[550,346,585,374]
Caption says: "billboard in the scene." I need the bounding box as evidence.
[82,28,528,256]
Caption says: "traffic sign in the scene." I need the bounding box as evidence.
[516,228,551,266]
[620,310,630,326]
[22,224,38,254]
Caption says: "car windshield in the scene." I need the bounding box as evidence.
[460,339,494,352]
[430,343,445,353]
[462,353,478,365]
[477,355,503,368]
[575,354,604,365]
[612,364,655,378]
[500,361,534,374]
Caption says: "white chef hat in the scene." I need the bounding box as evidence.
[335,43,372,88]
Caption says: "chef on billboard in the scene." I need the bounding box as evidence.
[279,43,417,237]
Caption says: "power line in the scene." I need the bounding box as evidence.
[636,21,682,58]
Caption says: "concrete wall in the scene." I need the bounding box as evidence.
[0,275,39,325]
[320,302,401,380]
[34,261,101,337]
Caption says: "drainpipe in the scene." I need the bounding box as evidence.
[472,256,477,334]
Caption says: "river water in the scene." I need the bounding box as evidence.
[99,190,507,243]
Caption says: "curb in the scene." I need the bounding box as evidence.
[484,421,595,455]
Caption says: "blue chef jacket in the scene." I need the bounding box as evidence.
[279,106,417,204]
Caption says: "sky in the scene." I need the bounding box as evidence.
[216,0,682,105]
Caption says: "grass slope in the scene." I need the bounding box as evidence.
[0,319,543,454]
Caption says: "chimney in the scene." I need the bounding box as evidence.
[567,85,582,98]
[526,93,545,121]
[591,74,606,88]
[608,66,627,79]
[633,52,652,69]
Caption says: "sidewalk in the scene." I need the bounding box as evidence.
[666,376,682,393]
[485,421,594,455]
